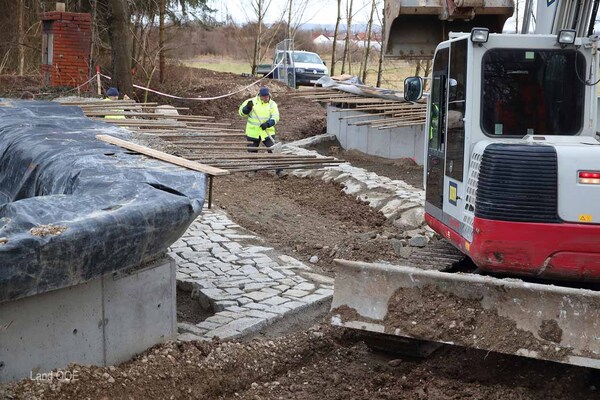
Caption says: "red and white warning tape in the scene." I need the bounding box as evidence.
[99,59,284,101]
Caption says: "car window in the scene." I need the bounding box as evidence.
[292,53,322,64]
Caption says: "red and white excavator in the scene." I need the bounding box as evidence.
[332,0,600,369]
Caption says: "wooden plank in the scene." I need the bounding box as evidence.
[76,103,190,111]
[209,159,343,168]
[83,111,214,120]
[227,163,342,173]
[187,154,319,160]
[96,135,229,176]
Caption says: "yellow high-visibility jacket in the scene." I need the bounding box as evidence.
[238,96,280,140]
[103,98,125,119]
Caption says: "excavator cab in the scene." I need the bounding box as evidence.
[384,0,514,59]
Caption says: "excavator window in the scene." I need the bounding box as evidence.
[481,49,585,137]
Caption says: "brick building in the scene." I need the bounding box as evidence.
[41,12,91,88]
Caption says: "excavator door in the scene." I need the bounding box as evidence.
[384,0,514,59]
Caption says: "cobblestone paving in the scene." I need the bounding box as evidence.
[170,209,333,341]
[172,138,427,341]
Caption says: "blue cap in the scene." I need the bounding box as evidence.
[258,87,270,97]
[106,87,119,97]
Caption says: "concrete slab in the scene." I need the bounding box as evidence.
[0,257,175,382]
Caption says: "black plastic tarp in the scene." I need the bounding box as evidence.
[0,100,206,303]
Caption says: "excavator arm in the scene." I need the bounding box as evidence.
[384,0,514,59]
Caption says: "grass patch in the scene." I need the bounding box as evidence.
[183,56,252,74]
[184,55,421,90]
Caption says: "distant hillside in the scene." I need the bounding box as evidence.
[299,22,382,33]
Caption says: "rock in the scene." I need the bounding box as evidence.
[354,231,378,241]
[408,235,428,247]
[399,247,413,258]
[389,238,404,255]
[403,228,424,238]
[388,359,403,367]
[251,382,259,389]
[309,255,319,264]
[331,372,342,386]
[393,207,425,230]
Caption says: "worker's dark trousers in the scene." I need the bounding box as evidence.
[246,136,275,153]
[246,136,283,175]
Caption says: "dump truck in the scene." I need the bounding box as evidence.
[332,0,600,369]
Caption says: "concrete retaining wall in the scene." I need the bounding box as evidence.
[327,105,425,165]
[0,256,176,382]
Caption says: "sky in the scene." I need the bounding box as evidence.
[207,0,377,27]
[207,1,600,34]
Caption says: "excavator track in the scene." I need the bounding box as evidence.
[404,239,467,272]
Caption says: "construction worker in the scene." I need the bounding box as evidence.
[239,86,280,150]
[103,87,125,119]
[239,86,283,176]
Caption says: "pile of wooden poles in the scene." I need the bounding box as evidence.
[290,88,427,129]
[61,100,343,174]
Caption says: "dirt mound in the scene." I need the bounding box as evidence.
[215,173,401,273]
[3,323,596,400]
[136,65,326,142]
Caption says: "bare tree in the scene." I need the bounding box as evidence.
[159,0,166,83]
[107,0,133,96]
[341,0,353,74]
[360,0,376,83]
[17,0,25,76]
[376,8,384,87]
[287,0,293,38]
[331,0,341,76]
[239,0,274,74]
[286,0,312,40]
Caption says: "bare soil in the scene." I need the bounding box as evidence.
[1,69,598,399]
[3,323,596,400]
[309,138,425,189]
[137,65,327,142]
[213,173,404,274]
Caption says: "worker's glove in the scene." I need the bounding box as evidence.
[260,122,269,130]
[266,119,275,127]
[242,100,253,115]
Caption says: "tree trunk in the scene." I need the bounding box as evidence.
[423,59,431,91]
[361,0,376,84]
[90,0,98,79]
[376,12,385,87]
[18,0,25,76]
[287,0,293,39]
[251,0,263,75]
[107,0,133,97]
[341,0,353,75]
[159,0,166,83]
[331,0,341,76]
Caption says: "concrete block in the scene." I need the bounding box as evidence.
[0,257,175,382]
